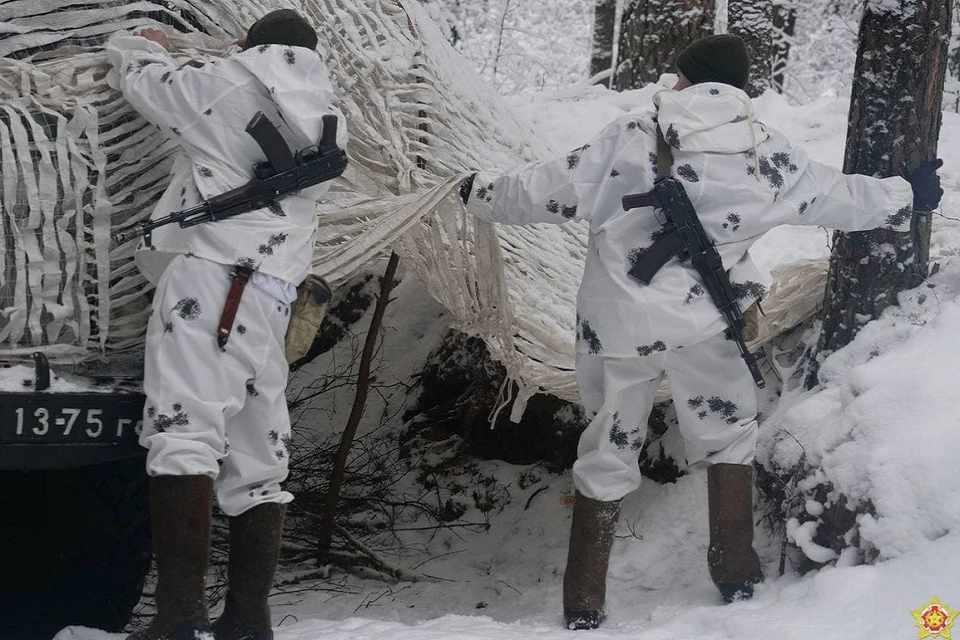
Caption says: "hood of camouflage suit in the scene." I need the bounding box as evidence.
[652,83,770,156]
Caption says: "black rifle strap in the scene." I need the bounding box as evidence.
[655,124,672,178]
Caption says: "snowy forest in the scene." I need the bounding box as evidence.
[2,0,960,638]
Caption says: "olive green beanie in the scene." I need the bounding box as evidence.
[245,9,318,51]
[676,34,750,89]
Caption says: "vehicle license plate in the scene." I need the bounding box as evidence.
[0,393,145,444]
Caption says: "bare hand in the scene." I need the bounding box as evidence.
[136,28,170,50]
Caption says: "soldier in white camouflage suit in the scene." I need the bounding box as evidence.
[460,35,942,630]
[107,10,346,640]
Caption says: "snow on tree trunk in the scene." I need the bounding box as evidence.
[615,0,715,90]
[772,0,797,93]
[811,0,952,379]
[590,0,617,85]
[728,0,775,97]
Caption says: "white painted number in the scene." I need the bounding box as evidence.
[86,409,104,438]
[15,407,23,435]
[33,407,49,435]
[62,408,81,435]
[117,418,132,438]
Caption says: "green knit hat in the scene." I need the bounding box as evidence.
[245,9,318,51]
[676,34,750,89]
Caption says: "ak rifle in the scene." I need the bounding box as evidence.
[112,112,347,246]
[622,177,765,389]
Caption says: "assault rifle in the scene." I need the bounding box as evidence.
[622,177,765,389]
[112,112,348,246]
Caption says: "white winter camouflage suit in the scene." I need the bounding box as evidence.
[107,34,347,515]
[465,83,914,502]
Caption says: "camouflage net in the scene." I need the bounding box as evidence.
[0,0,823,416]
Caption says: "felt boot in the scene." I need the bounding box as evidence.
[562,492,621,630]
[707,463,763,603]
[212,503,286,640]
[128,475,214,640]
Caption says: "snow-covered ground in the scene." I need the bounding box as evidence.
[58,80,960,640]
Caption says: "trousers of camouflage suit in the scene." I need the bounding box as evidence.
[140,254,294,516]
[573,331,758,501]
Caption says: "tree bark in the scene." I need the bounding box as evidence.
[317,253,400,553]
[772,0,797,93]
[615,0,715,91]
[590,0,618,85]
[809,0,951,386]
[728,0,775,97]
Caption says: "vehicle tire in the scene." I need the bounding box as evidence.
[0,457,152,639]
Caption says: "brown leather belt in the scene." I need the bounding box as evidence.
[217,266,253,350]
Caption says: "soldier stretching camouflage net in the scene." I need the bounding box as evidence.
[0,0,824,417]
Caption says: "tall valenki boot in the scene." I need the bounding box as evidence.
[707,463,763,603]
[129,475,215,640]
[562,492,622,630]
[212,503,286,640]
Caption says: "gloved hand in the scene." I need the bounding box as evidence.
[907,158,944,211]
[459,173,476,205]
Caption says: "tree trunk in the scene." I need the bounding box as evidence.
[772,0,797,93]
[809,0,951,386]
[728,0,774,97]
[615,0,715,91]
[590,0,618,86]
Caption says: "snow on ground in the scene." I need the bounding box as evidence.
[58,82,960,640]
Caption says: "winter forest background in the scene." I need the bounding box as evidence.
[421,0,960,108]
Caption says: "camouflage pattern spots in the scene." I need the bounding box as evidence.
[664,124,682,149]
[722,213,741,232]
[688,395,740,424]
[886,205,912,227]
[173,297,202,320]
[151,404,191,432]
[258,232,289,256]
[731,280,767,301]
[475,183,494,203]
[676,164,700,183]
[636,340,666,357]
[283,47,296,65]
[267,201,286,217]
[546,200,578,219]
[610,168,620,178]
[566,144,590,170]
[684,283,705,305]
[198,166,214,178]
[579,317,603,354]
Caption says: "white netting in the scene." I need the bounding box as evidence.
[0,0,824,415]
